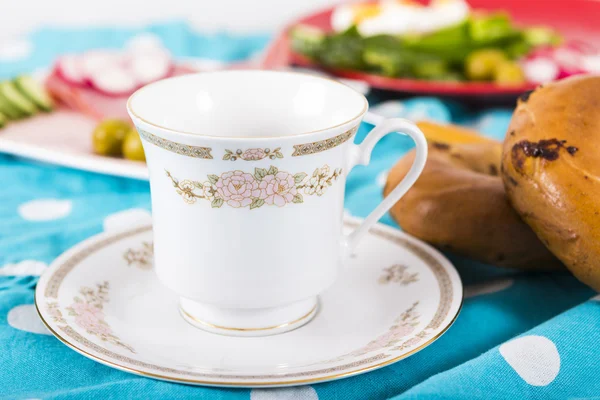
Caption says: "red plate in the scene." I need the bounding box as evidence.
[262,0,600,97]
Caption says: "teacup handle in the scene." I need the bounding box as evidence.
[342,118,428,254]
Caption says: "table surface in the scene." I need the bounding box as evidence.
[0,20,598,400]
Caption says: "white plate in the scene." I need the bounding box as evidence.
[35,217,462,387]
[0,109,150,179]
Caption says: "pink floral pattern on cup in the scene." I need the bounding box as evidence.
[215,171,261,208]
[166,164,342,210]
[242,148,265,160]
[223,147,283,161]
[64,281,135,353]
[260,172,297,207]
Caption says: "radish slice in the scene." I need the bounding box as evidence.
[52,47,174,97]
[563,40,597,55]
[81,50,126,77]
[88,66,138,96]
[129,50,173,84]
[522,41,600,83]
[523,58,560,84]
[553,47,585,76]
[56,55,86,85]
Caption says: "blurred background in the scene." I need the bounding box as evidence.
[1,0,335,38]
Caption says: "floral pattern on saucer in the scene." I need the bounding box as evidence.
[379,264,419,285]
[166,165,342,209]
[123,242,154,270]
[64,281,135,353]
[349,301,420,357]
[315,301,422,366]
[47,301,66,325]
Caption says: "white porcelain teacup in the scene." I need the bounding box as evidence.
[127,70,427,336]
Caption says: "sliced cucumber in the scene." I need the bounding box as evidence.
[0,81,37,117]
[14,75,53,112]
[290,25,325,59]
[0,92,24,120]
[0,111,6,128]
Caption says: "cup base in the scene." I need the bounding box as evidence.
[179,296,319,337]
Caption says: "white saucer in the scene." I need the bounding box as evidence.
[35,217,463,388]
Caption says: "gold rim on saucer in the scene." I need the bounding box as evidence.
[36,301,462,387]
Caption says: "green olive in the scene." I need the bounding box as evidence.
[122,129,146,161]
[494,61,526,86]
[92,119,131,156]
[465,49,507,81]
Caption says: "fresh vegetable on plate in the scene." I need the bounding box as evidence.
[92,118,145,162]
[55,48,173,96]
[14,75,54,112]
[523,42,600,84]
[0,75,54,129]
[290,0,570,85]
[290,25,325,59]
[92,119,131,157]
[0,92,23,120]
[122,129,146,161]
[0,81,37,117]
[318,26,366,70]
[46,46,194,121]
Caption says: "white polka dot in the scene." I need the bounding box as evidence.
[474,114,497,131]
[8,305,51,335]
[250,387,318,400]
[590,294,600,302]
[500,335,560,386]
[0,38,32,61]
[405,105,431,122]
[126,33,164,52]
[18,199,72,221]
[103,208,152,232]
[464,278,514,298]
[0,260,47,276]
[370,101,405,119]
[376,170,389,188]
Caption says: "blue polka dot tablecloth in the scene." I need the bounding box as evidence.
[0,21,598,400]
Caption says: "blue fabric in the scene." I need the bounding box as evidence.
[0,21,596,400]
